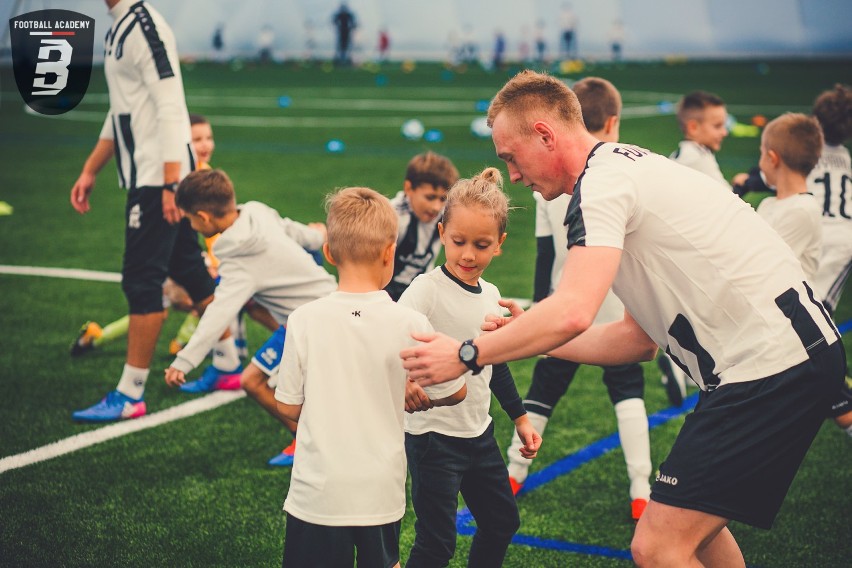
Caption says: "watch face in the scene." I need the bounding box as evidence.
[460,344,476,362]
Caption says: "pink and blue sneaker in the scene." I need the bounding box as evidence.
[268,439,296,467]
[72,390,147,422]
[179,364,243,393]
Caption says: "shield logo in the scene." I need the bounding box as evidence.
[9,9,95,115]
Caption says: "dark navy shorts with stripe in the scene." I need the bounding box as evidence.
[651,340,846,529]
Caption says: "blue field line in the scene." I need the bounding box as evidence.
[455,392,700,559]
[838,318,852,335]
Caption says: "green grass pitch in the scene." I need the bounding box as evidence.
[0,58,850,567]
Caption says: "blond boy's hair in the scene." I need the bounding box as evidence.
[572,77,622,133]
[763,113,824,176]
[676,91,726,133]
[175,169,235,217]
[405,151,459,191]
[443,167,511,235]
[487,70,584,134]
[812,84,852,146]
[325,187,397,265]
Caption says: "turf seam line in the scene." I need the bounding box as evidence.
[0,391,245,475]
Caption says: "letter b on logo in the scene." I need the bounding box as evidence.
[33,39,73,95]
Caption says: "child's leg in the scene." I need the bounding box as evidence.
[404,432,467,568]
[602,364,652,508]
[507,356,578,485]
[93,315,130,347]
[460,423,520,568]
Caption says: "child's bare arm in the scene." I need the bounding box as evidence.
[430,382,467,407]
[276,401,302,422]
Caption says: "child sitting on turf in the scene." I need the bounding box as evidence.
[400,167,542,568]
[273,186,466,567]
[163,169,338,466]
[385,151,459,301]
[671,90,731,189]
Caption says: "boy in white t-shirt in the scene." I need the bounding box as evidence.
[671,90,731,189]
[274,187,466,567]
[755,113,824,279]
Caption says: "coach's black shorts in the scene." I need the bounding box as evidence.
[122,187,215,314]
[282,513,401,568]
[651,340,845,529]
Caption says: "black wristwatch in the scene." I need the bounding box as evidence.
[458,339,483,375]
[163,182,179,193]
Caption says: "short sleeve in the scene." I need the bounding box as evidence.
[565,166,637,251]
[274,310,306,405]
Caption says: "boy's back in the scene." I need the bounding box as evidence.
[276,291,433,525]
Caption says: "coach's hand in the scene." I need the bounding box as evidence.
[162,189,182,224]
[70,172,96,214]
[401,331,466,387]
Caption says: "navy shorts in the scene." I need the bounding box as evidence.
[651,340,846,529]
[282,513,400,568]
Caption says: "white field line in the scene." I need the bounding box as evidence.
[24,105,668,128]
[0,390,246,475]
[0,264,121,282]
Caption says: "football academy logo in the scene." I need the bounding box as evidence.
[9,9,95,115]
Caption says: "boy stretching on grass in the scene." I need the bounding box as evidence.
[274,187,466,567]
[163,169,337,465]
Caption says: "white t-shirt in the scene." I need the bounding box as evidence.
[172,202,337,373]
[566,142,837,391]
[670,140,730,190]
[535,192,624,324]
[400,267,502,438]
[756,194,822,280]
[807,144,852,230]
[806,144,852,305]
[274,290,461,526]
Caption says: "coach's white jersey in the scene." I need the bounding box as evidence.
[535,192,624,324]
[275,291,461,526]
[670,140,730,190]
[567,142,838,391]
[400,267,502,438]
[98,0,194,189]
[756,194,822,280]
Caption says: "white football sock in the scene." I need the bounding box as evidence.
[116,363,148,400]
[614,398,652,501]
[507,411,549,483]
[212,336,241,372]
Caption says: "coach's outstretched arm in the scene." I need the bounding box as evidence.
[402,245,653,385]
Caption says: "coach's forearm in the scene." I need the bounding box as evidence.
[475,293,591,366]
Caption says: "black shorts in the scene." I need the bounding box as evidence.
[122,187,214,314]
[282,513,400,568]
[651,340,845,529]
